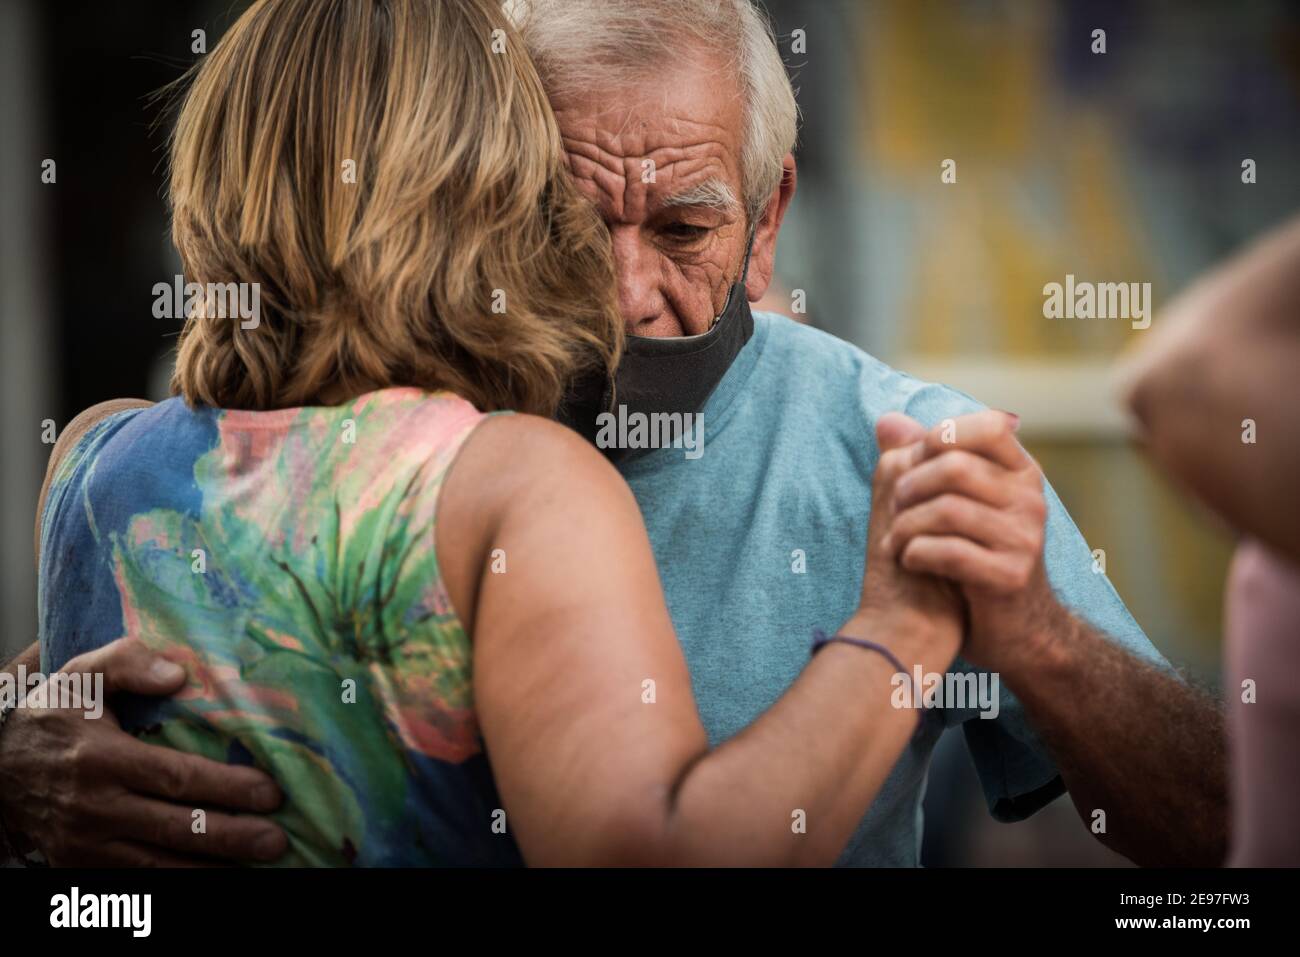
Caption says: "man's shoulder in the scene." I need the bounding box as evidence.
[752,312,987,426]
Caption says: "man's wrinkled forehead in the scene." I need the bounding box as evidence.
[549,69,744,222]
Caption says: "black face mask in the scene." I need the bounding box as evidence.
[559,233,756,463]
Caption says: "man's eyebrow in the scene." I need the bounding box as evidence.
[658,178,739,213]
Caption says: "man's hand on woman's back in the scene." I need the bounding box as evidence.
[0,637,288,866]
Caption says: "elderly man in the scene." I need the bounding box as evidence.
[0,0,1224,866]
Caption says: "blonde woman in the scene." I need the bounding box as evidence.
[28,0,959,866]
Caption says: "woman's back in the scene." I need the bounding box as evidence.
[39,388,522,866]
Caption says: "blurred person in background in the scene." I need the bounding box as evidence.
[1123,213,1300,866]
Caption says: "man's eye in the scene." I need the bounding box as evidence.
[661,223,709,242]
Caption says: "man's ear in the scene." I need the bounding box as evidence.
[745,152,797,302]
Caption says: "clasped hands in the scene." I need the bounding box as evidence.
[864,409,1063,678]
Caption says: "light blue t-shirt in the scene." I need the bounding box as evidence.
[619,312,1165,867]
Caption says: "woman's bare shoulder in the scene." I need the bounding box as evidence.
[457,413,626,498]
[435,411,639,633]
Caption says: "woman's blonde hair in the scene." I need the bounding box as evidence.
[167,0,622,414]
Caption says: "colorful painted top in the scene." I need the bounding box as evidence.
[38,388,523,866]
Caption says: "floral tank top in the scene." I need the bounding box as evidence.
[38,388,523,866]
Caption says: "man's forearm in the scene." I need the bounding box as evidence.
[1002,612,1228,866]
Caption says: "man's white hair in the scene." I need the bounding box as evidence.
[504,0,798,221]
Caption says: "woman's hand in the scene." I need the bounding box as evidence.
[855,412,965,670]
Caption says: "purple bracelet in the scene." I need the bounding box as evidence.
[810,627,909,677]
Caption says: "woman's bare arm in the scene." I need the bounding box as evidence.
[438,413,960,866]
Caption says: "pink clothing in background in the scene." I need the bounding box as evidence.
[1225,540,1300,866]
